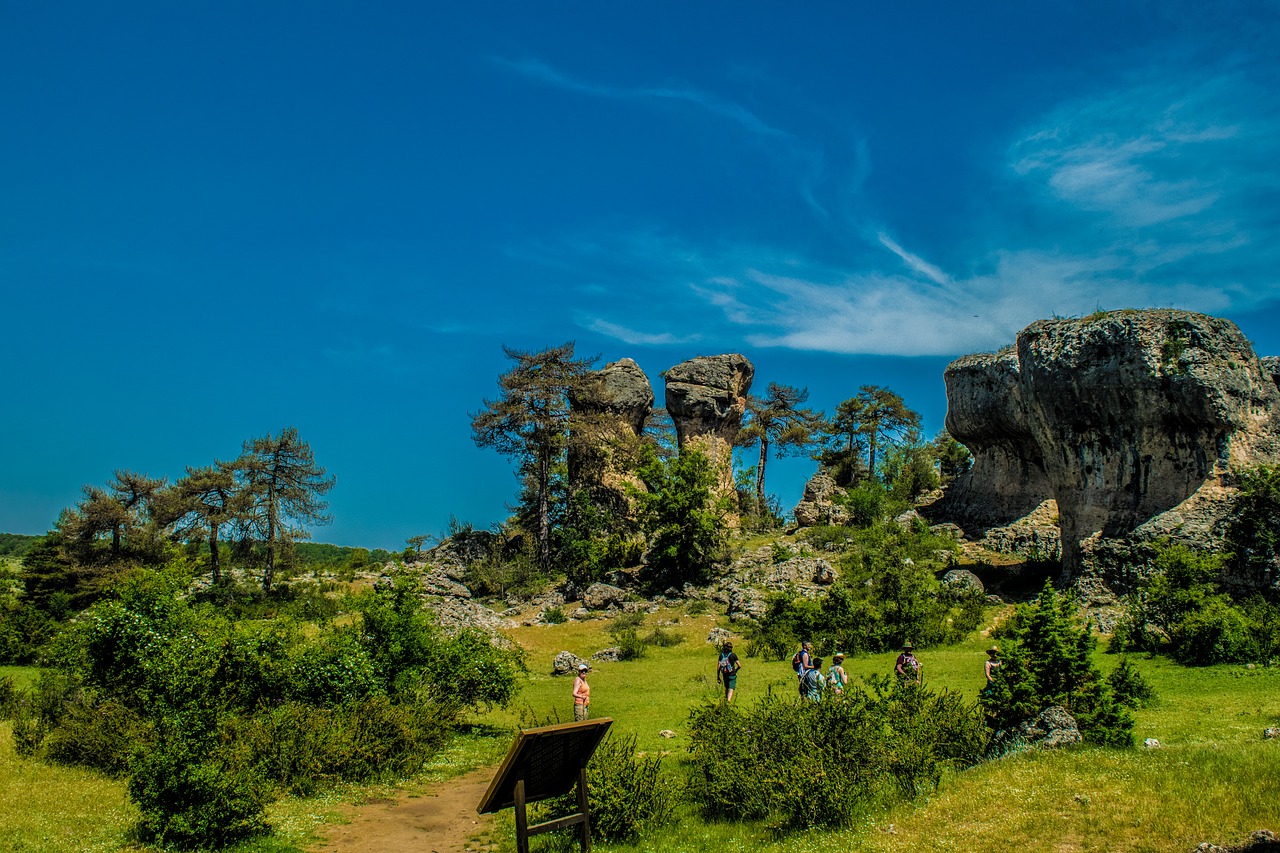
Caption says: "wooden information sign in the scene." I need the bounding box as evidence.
[476,717,613,853]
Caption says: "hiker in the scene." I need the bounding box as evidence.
[828,653,848,695]
[793,640,815,678]
[895,642,922,685]
[801,656,825,702]
[572,663,591,721]
[717,641,742,703]
[983,646,1001,695]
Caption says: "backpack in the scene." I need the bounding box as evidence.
[791,650,803,672]
[718,653,735,676]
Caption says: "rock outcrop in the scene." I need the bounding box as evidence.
[792,473,851,527]
[568,357,654,507]
[930,310,1280,590]
[664,354,754,503]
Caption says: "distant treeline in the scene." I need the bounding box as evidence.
[0,533,41,558]
[293,542,396,567]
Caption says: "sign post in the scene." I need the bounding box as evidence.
[476,718,612,853]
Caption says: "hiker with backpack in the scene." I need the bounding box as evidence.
[717,641,742,703]
[791,641,815,679]
[800,656,825,702]
[827,653,848,696]
[895,642,922,685]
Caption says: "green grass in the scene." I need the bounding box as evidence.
[481,608,1280,853]
[5,605,1280,852]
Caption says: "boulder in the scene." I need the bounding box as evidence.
[664,354,754,505]
[1264,727,1280,740]
[591,647,623,662]
[994,704,1082,752]
[707,626,732,646]
[793,472,848,528]
[553,650,589,676]
[942,569,984,596]
[582,583,628,610]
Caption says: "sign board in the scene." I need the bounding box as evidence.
[476,718,613,815]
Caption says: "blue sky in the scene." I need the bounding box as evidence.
[3,2,1280,549]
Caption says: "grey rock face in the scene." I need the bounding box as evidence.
[942,569,984,595]
[932,310,1280,587]
[582,583,628,610]
[1263,356,1280,391]
[994,704,1082,752]
[665,354,754,501]
[568,358,655,507]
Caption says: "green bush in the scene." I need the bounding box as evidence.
[610,628,647,661]
[644,626,684,648]
[631,447,729,589]
[1111,542,1279,665]
[45,696,150,777]
[543,606,567,624]
[839,482,888,528]
[686,677,985,831]
[11,699,47,756]
[128,714,270,850]
[542,733,676,842]
[685,598,710,616]
[0,599,58,664]
[748,525,975,658]
[285,630,378,706]
[985,581,1133,747]
[1107,657,1154,709]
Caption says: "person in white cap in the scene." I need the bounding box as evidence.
[573,663,591,720]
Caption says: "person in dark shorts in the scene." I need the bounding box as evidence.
[717,641,741,703]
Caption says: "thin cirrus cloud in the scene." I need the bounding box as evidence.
[572,61,1280,356]
[491,56,794,142]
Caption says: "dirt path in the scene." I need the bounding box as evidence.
[311,765,500,853]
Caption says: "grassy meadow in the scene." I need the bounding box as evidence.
[3,604,1279,852]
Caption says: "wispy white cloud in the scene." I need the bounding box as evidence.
[507,54,1280,358]
[581,317,694,347]
[492,56,793,141]
[876,232,951,286]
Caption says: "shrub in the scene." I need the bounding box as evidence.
[11,699,47,756]
[128,714,271,850]
[840,482,888,528]
[45,696,150,777]
[543,606,567,624]
[610,628,647,661]
[686,677,985,831]
[644,626,684,648]
[747,526,976,658]
[685,598,709,616]
[984,581,1133,747]
[1107,657,1154,709]
[631,447,730,589]
[285,630,379,706]
[543,733,676,842]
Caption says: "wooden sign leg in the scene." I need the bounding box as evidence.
[576,766,591,853]
[514,777,530,853]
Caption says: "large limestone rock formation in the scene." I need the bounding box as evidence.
[931,310,1280,589]
[664,354,754,501]
[568,358,654,506]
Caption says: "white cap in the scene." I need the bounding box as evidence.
[578,663,589,670]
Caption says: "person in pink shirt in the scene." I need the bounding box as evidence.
[573,663,591,721]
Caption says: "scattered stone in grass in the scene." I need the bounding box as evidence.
[1263,727,1279,740]
[1073,794,1090,804]
[552,650,589,675]
[591,647,622,662]
[1144,738,1161,749]
[659,730,676,739]
[707,627,732,646]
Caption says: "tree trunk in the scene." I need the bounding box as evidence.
[208,526,221,585]
[537,452,551,575]
[756,438,768,514]
[263,484,278,591]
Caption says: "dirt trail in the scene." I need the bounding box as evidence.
[311,765,500,853]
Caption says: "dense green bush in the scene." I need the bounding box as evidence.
[1226,464,1280,589]
[284,630,379,706]
[0,599,58,664]
[750,525,976,658]
[1110,543,1280,665]
[129,713,271,849]
[1107,657,1154,709]
[631,447,730,589]
[986,581,1133,747]
[541,733,676,842]
[44,696,150,777]
[687,677,985,831]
